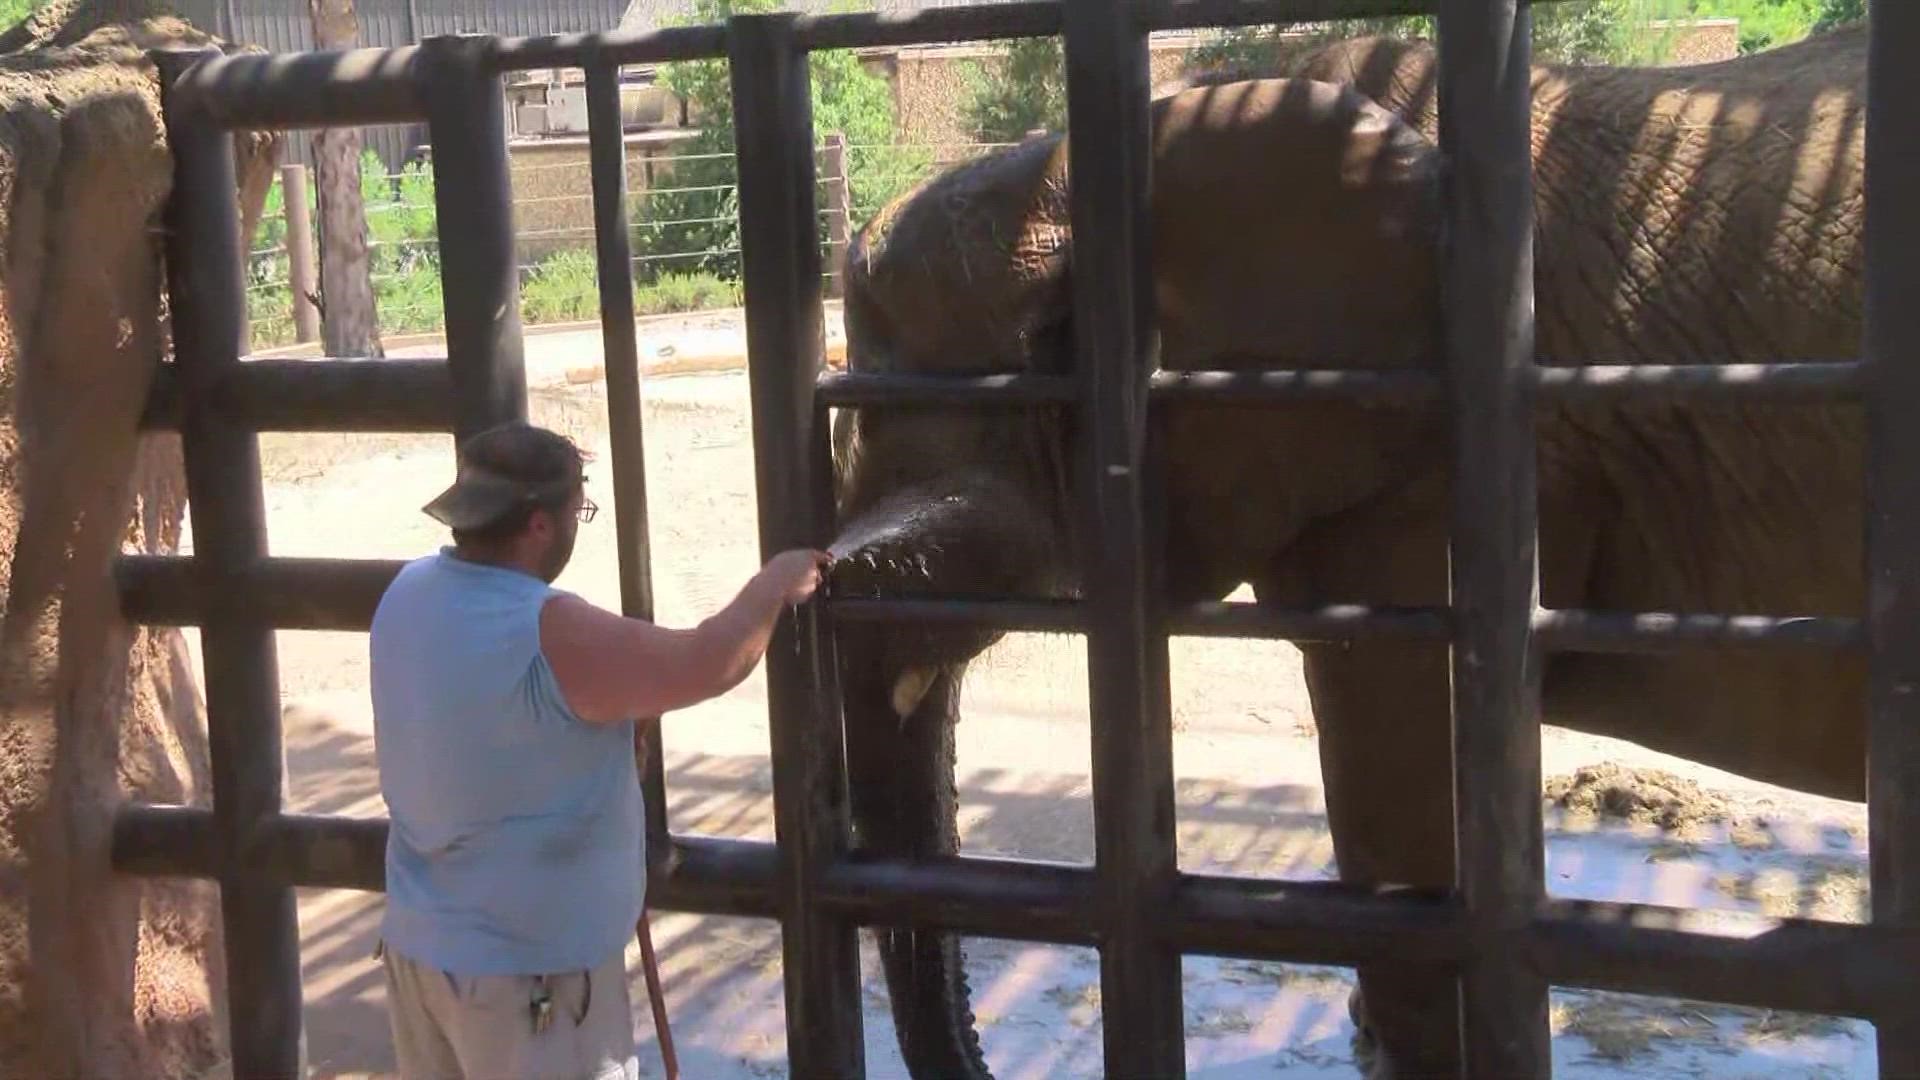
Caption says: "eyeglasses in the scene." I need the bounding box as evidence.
[576,497,598,524]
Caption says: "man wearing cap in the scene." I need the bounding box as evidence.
[369,421,829,1079]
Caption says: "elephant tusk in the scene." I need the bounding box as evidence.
[891,666,939,721]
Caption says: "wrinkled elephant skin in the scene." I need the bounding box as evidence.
[830,27,1868,1080]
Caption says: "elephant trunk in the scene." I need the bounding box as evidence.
[828,473,1066,1080]
[842,662,990,1078]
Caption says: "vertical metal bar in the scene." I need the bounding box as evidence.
[419,33,526,439]
[155,47,305,1079]
[586,53,670,853]
[1864,1,1920,1072]
[1061,0,1185,1072]
[729,13,865,1076]
[1436,0,1550,1074]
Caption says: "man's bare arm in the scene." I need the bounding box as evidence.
[541,549,831,724]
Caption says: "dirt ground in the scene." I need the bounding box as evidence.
[200,310,1879,1078]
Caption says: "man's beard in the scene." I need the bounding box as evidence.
[538,521,577,583]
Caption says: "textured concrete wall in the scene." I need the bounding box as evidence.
[507,132,697,263]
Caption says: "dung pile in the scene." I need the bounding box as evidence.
[1544,762,1733,832]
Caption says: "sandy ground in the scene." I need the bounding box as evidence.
[192,311,1880,1078]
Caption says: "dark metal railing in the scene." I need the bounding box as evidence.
[118,0,1915,1076]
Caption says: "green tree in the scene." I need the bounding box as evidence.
[1811,0,1866,33]
[0,0,43,29]
[640,0,925,282]
[960,36,1066,141]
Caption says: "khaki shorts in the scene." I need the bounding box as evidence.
[381,943,640,1080]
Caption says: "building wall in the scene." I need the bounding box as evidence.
[506,130,703,261]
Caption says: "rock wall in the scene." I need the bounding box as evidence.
[0,3,279,1076]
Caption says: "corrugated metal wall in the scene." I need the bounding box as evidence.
[175,0,627,170]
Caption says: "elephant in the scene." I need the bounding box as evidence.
[826,22,1868,1079]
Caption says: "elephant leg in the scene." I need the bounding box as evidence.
[1302,638,1461,1078]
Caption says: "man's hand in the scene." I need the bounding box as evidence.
[762,549,833,605]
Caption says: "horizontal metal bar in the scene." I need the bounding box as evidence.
[824,596,1085,633]
[112,803,217,879]
[115,804,1920,1020]
[1534,899,1907,1020]
[1135,0,1583,31]
[1168,601,1453,642]
[653,835,781,920]
[1150,362,1859,408]
[815,372,1078,408]
[162,46,424,130]
[1174,874,1463,968]
[112,803,778,917]
[795,3,1064,49]
[256,813,387,891]
[1535,361,1864,403]
[819,853,1097,946]
[1533,609,1863,654]
[1137,0,1438,32]
[143,359,454,432]
[117,559,1863,660]
[116,556,403,631]
[490,25,730,70]
[1150,369,1442,406]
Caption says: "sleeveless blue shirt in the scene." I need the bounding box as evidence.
[370,549,644,975]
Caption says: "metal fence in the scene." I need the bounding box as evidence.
[114,1,1920,1077]
[240,137,1017,346]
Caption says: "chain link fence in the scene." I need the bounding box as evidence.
[245,136,1022,349]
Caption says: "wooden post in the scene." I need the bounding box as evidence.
[821,132,850,299]
[282,164,321,344]
[308,0,384,358]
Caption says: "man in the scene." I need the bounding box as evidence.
[369,421,830,1079]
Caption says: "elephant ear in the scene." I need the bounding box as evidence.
[1148,76,1443,372]
[844,134,1073,378]
[1280,35,1440,144]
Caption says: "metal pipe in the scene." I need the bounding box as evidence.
[1174,875,1462,969]
[1533,609,1863,655]
[154,47,306,1078]
[141,359,454,432]
[816,371,1079,408]
[1532,899,1901,1022]
[1436,0,1550,1072]
[1151,368,1441,405]
[729,14,866,1075]
[1534,360,1863,402]
[585,53,672,858]
[117,556,404,630]
[1061,0,1186,1070]
[795,2,1063,49]
[419,34,526,438]
[818,853,1099,946]
[490,24,729,71]
[163,45,425,130]
[1169,601,1453,642]
[1863,0,1920,1068]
